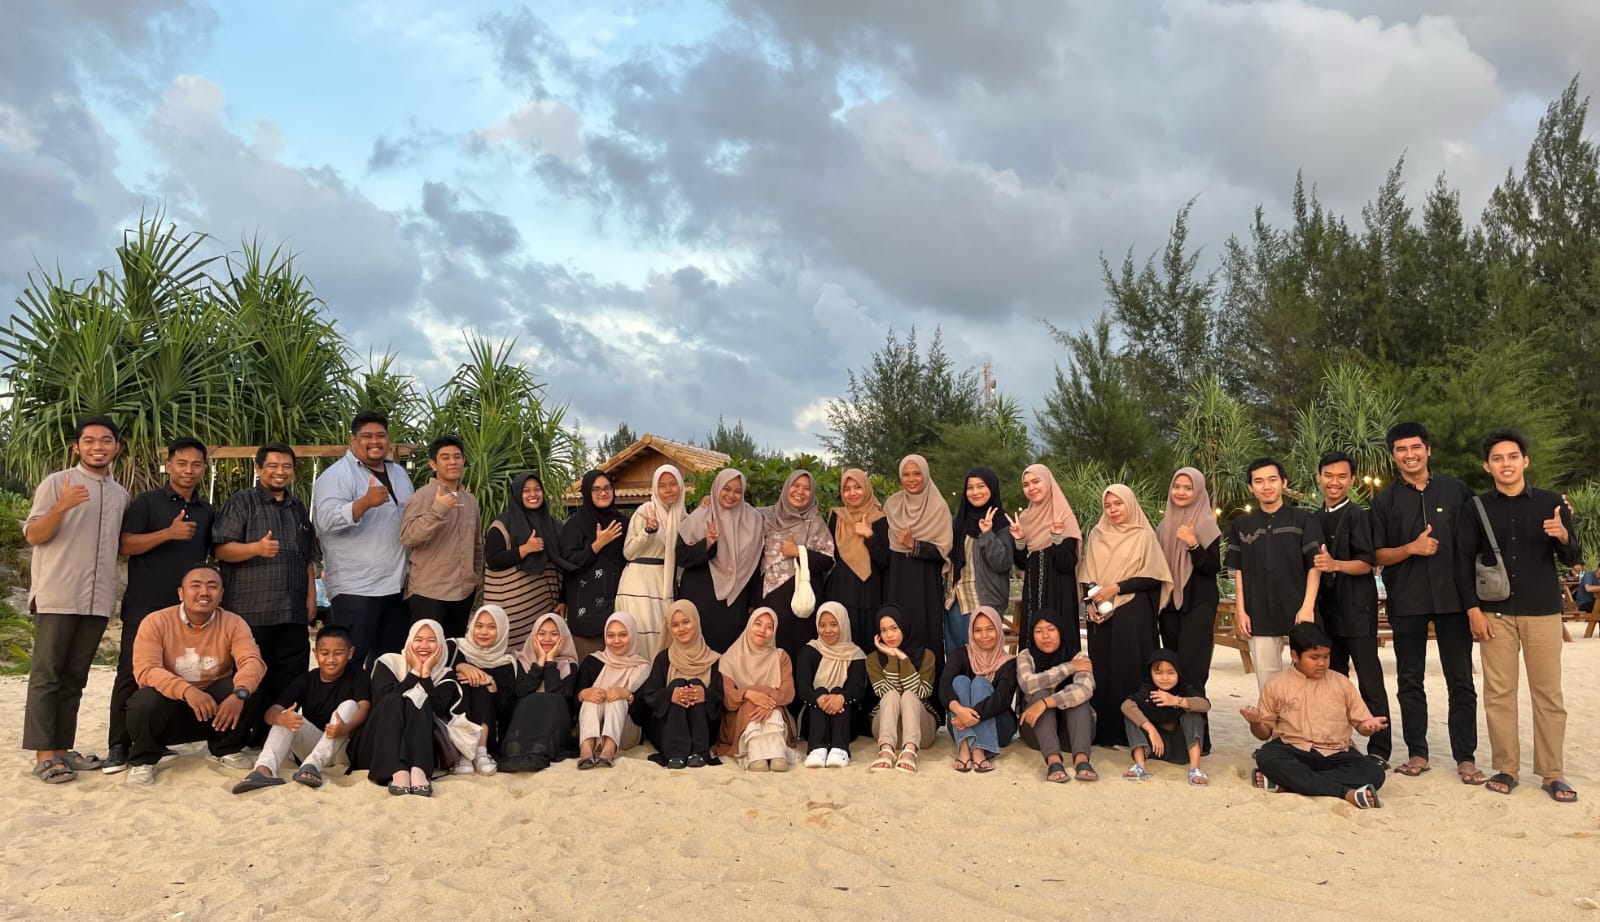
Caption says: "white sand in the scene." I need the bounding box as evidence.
[1,639,1596,921]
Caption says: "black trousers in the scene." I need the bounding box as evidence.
[407,595,475,641]
[1389,613,1478,764]
[1255,739,1386,798]
[108,607,160,749]
[805,706,854,751]
[329,593,409,672]
[23,613,107,751]
[126,678,265,766]
[247,622,310,746]
[1329,633,1392,761]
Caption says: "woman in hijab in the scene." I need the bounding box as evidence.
[447,604,520,773]
[483,473,570,651]
[945,467,1015,653]
[865,604,938,774]
[824,468,891,647]
[1016,610,1097,783]
[560,470,627,658]
[794,601,867,768]
[631,600,724,768]
[716,607,799,771]
[574,612,652,769]
[497,612,580,773]
[615,465,687,651]
[883,454,954,674]
[357,619,468,796]
[759,469,836,665]
[1120,649,1211,784]
[676,468,764,652]
[1155,467,1223,705]
[1011,463,1082,654]
[1079,484,1173,747]
[938,606,1017,773]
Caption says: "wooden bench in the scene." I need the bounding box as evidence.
[1212,599,1253,674]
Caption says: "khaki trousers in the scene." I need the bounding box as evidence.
[1479,613,1565,780]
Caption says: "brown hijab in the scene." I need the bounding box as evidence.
[832,468,884,580]
[1156,467,1223,608]
[660,599,720,684]
[718,607,785,689]
[1078,484,1174,610]
[678,468,764,601]
[1017,462,1081,552]
[964,606,1014,681]
[883,454,953,557]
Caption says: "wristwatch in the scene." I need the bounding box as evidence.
[233,687,249,701]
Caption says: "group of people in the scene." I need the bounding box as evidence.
[20,413,1580,808]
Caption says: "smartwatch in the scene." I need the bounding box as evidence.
[233,687,249,701]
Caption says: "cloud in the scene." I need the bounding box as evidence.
[477,100,585,163]
[419,180,523,259]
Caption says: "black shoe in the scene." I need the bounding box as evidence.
[666,757,687,770]
[686,753,707,768]
[101,744,130,775]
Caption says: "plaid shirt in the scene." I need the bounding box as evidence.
[212,486,315,627]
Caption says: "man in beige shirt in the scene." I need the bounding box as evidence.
[1240,622,1390,809]
[399,434,482,638]
[24,416,130,784]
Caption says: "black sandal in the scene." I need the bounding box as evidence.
[1485,772,1518,795]
[1541,780,1578,803]
[1074,760,1099,782]
[1045,758,1069,783]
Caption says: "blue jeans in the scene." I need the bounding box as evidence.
[944,602,969,653]
[949,675,1010,755]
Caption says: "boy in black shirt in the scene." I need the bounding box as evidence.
[232,626,371,792]
[1226,458,1323,694]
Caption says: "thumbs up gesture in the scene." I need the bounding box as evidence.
[167,508,197,540]
[360,474,389,509]
[56,473,90,512]
[1411,524,1438,557]
[257,530,280,558]
[1313,543,1336,573]
[1543,504,1569,544]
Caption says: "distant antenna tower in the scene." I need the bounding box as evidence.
[982,362,996,414]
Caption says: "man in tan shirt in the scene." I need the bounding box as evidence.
[399,434,482,638]
[1240,622,1390,809]
[125,563,266,785]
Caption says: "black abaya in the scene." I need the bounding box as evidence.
[356,666,462,785]
[1016,539,1081,656]
[883,542,946,672]
[1086,577,1162,747]
[822,514,891,647]
[674,536,760,652]
[498,661,578,772]
[630,651,725,764]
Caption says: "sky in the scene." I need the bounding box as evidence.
[3,0,1598,457]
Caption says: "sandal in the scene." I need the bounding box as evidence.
[596,757,615,769]
[1045,758,1069,783]
[1348,784,1382,809]
[32,757,74,785]
[952,757,973,773]
[232,769,286,794]
[1541,780,1579,803]
[1188,767,1210,786]
[1394,757,1430,777]
[1074,760,1099,782]
[973,755,995,774]
[1122,764,1152,782]
[1457,763,1488,786]
[62,750,103,772]
[1485,772,1518,795]
[870,746,896,772]
[576,757,598,771]
[292,764,323,788]
[1251,769,1281,792]
[895,746,918,774]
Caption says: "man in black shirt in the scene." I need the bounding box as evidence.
[1457,429,1579,803]
[102,437,214,774]
[1311,451,1391,766]
[1225,457,1323,694]
[1369,422,1481,783]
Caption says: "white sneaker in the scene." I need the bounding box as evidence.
[208,751,255,769]
[826,748,850,768]
[452,759,475,775]
[127,764,156,785]
[804,748,827,768]
[474,752,498,775]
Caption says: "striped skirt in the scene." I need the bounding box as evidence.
[485,563,563,652]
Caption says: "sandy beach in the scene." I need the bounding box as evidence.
[2,637,1596,921]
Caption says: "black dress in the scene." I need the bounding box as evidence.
[674,535,761,652]
[823,514,891,647]
[792,644,870,747]
[498,661,578,772]
[1016,539,1081,656]
[559,518,626,645]
[1086,577,1162,747]
[446,640,519,753]
[355,666,462,785]
[883,541,947,672]
[764,550,836,668]
[1157,538,1221,697]
[630,652,725,764]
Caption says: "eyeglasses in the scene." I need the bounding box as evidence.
[592,485,613,494]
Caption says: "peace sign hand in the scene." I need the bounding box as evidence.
[1009,511,1024,541]
[978,508,996,533]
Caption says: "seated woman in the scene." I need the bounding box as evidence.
[1121,649,1211,784]
[1016,609,1098,783]
[497,613,580,773]
[939,606,1018,773]
[575,612,652,769]
[795,601,867,768]
[716,607,799,772]
[448,604,519,775]
[865,604,938,774]
[361,619,470,796]
[631,600,724,769]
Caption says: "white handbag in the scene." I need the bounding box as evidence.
[791,545,816,618]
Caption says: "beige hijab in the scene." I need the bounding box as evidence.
[965,606,1014,681]
[678,468,764,601]
[883,454,953,557]
[377,619,451,684]
[660,599,721,684]
[832,468,884,580]
[807,601,866,690]
[1078,484,1174,610]
[1017,462,1082,552]
[644,464,688,598]
[718,607,785,690]
[593,611,652,691]
[517,612,581,677]
[761,470,837,595]
[1156,467,1224,608]
[455,604,517,671]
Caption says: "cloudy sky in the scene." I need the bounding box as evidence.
[5,1,1597,456]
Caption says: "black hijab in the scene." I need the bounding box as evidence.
[1027,608,1073,673]
[873,604,926,671]
[1131,648,1201,727]
[493,473,570,575]
[564,469,625,557]
[949,466,1007,581]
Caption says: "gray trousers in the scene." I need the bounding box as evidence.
[1123,712,1207,765]
[1017,690,1094,760]
[23,613,107,751]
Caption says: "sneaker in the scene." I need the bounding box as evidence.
[101,743,130,775]
[825,748,850,768]
[473,752,498,775]
[804,748,827,768]
[158,748,180,764]
[208,751,255,770]
[127,764,156,786]
[452,759,475,775]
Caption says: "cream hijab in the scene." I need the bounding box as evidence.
[643,464,687,598]
[1155,467,1223,608]
[660,600,721,684]
[517,612,581,677]
[377,619,451,684]
[807,600,865,690]
[883,454,953,557]
[455,604,517,671]
[1017,462,1082,552]
[593,611,652,691]
[678,469,764,601]
[718,607,785,689]
[1078,484,1174,610]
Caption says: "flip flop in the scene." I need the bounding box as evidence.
[973,757,995,774]
[292,764,323,788]
[1485,772,1518,795]
[1394,758,1430,777]
[952,757,973,773]
[61,750,102,772]
[1188,767,1210,786]
[1458,764,1488,785]
[231,770,286,794]
[1541,780,1578,803]
[32,757,74,785]
[1348,785,1382,809]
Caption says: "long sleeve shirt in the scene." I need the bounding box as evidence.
[312,450,414,598]
[399,478,483,602]
[132,604,266,700]
[1455,485,1581,615]
[1015,649,1095,710]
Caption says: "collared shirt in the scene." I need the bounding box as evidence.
[26,464,129,617]
[1369,472,1472,616]
[1258,666,1372,756]
[1315,501,1379,638]
[1225,504,1323,637]
[212,485,315,627]
[399,478,483,602]
[311,450,414,598]
[1455,484,1581,615]
[121,484,215,619]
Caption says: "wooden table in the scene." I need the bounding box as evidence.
[1212,598,1253,674]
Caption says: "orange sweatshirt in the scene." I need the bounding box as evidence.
[132,604,267,701]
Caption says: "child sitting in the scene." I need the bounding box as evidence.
[1121,649,1210,784]
[232,626,371,793]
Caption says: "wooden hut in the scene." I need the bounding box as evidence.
[564,434,729,510]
